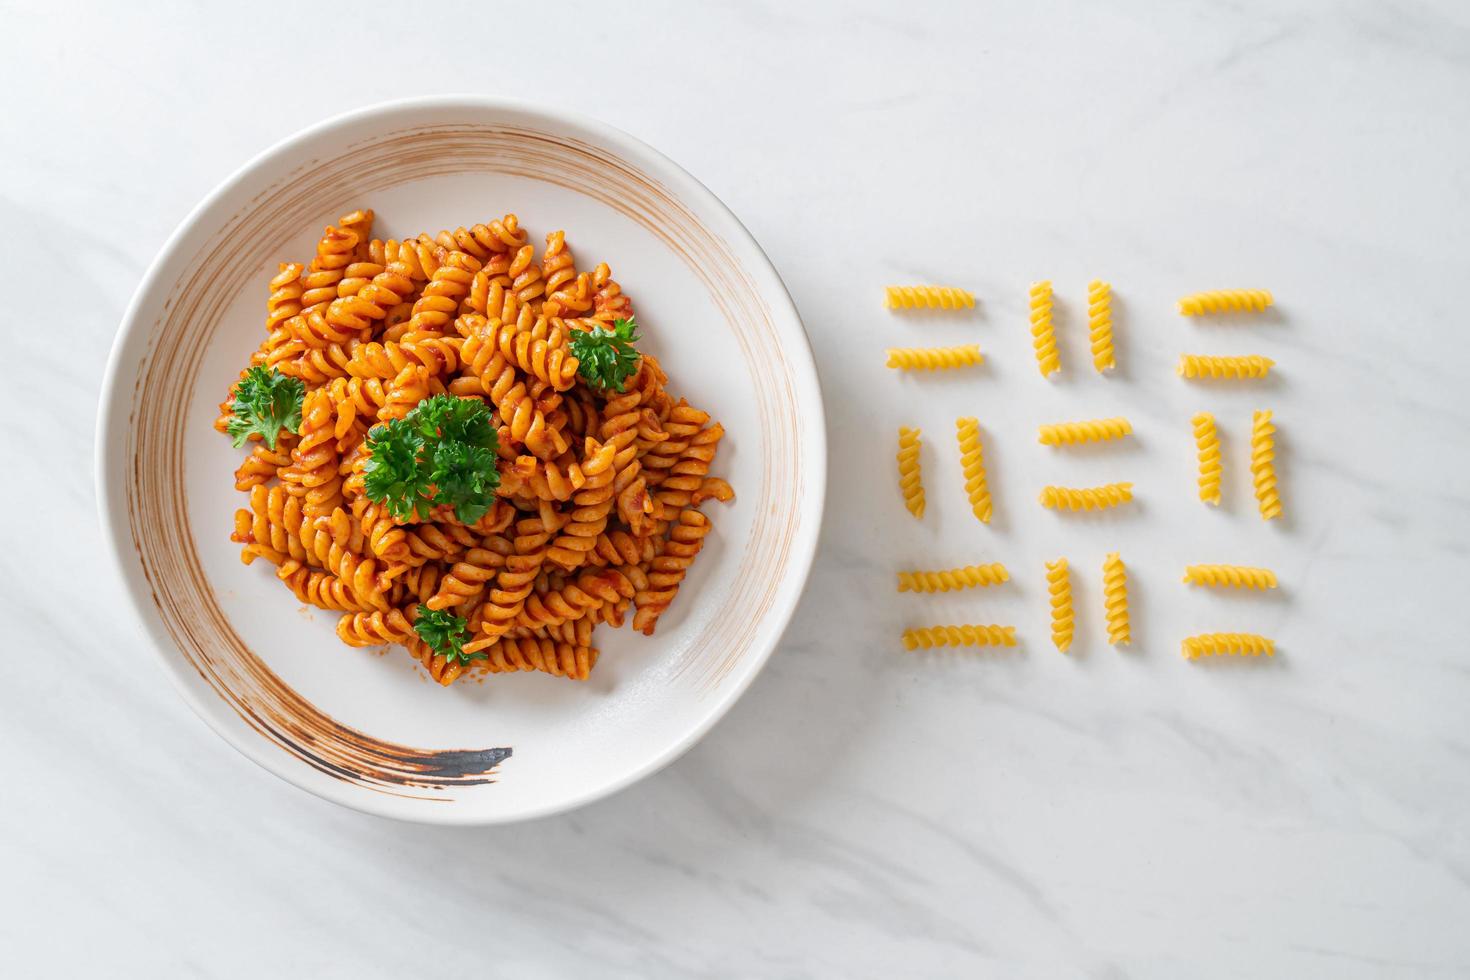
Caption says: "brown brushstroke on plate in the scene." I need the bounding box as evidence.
[125,123,804,800]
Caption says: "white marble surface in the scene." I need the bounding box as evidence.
[3,1,1469,976]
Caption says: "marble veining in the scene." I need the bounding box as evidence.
[2,0,1469,976]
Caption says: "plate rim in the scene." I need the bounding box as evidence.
[94,94,827,824]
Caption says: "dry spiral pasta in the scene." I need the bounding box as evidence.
[1030,280,1059,377]
[1039,482,1134,511]
[1183,565,1278,589]
[1181,633,1275,659]
[222,210,732,687]
[1191,412,1222,505]
[954,417,991,523]
[1037,417,1132,446]
[885,344,983,371]
[896,563,1009,593]
[1087,279,1114,372]
[1046,558,1074,653]
[885,285,976,310]
[1102,553,1130,646]
[1177,289,1273,316]
[1250,410,1282,520]
[1177,354,1274,380]
[902,624,1017,650]
[896,427,925,519]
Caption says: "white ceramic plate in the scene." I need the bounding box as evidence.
[96,96,825,824]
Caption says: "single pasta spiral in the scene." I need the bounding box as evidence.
[885,344,983,370]
[1087,279,1114,372]
[896,563,1009,593]
[1037,416,1132,446]
[1250,410,1282,520]
[902,624,1017,650]
[1030,280,1059,377]
[1046,558,1074,653]
[1102,552,1130,646]
[1177,289,1273,316]
[896,427,925,519]
[885,285,976,310]
[1192,412,1222,505]
[1039,482,1133,511]
[954,416,991,523]
[1177,354,1275,380]
[1183,565,1278,589]
[1181,633,1275,659]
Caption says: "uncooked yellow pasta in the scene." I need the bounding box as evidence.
[1177,289,1273,316]
[1087,279,1114,372]
[1251,410,1282,520]
[886,285,976,310]
[1037,416,1132,446]
[955,416,991,523]
[1177,354,1275,380]
[1183,565,1278,589]
[1046,558,1074,652]
[1039,482,1134,511]
[1030,280,1060,377]
[902,624,1017,650]
[886,344,984,370]
[220,209,733,688]
[1192,412,1222,505]
[896,563,1009,593]
[1102,552,1130,646]
[1181,633,1275,659]
[897,426,925,518]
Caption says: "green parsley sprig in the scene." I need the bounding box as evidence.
[571,317,641,391]
[225,366,304,449]
[363,394,501,523]
[412,605,483,665]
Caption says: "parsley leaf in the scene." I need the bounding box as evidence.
[225,366,304,449]
[412,605,483,665]
[363,419,431,521]
[362,397,500,523]
[428,439,500,525]
[571,317,641,391]
[410,393,497,450]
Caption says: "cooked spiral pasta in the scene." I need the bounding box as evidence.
[222,210,732,687]
[1037,416,1132,446]
[1046,558,1073,653]
[897,427,925,519]
[1087,279,1114,372]
[1250,410,1282,520]
[1102,552,1130,646]
[1177,354,1275,380]
[1039,482,1134,512]
[954,416,991,523]
[1177,289,1273,316]
[1192,412,1222,506]
[885,285,975,310]
[902,624,1017,650]
[1030,280,1059,377]
[1181,633,1275,659]
[1183,565,1278,589]
[896,563,1009,593]
[885,344,983,371]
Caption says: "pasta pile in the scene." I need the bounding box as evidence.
[220,209,733,686]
